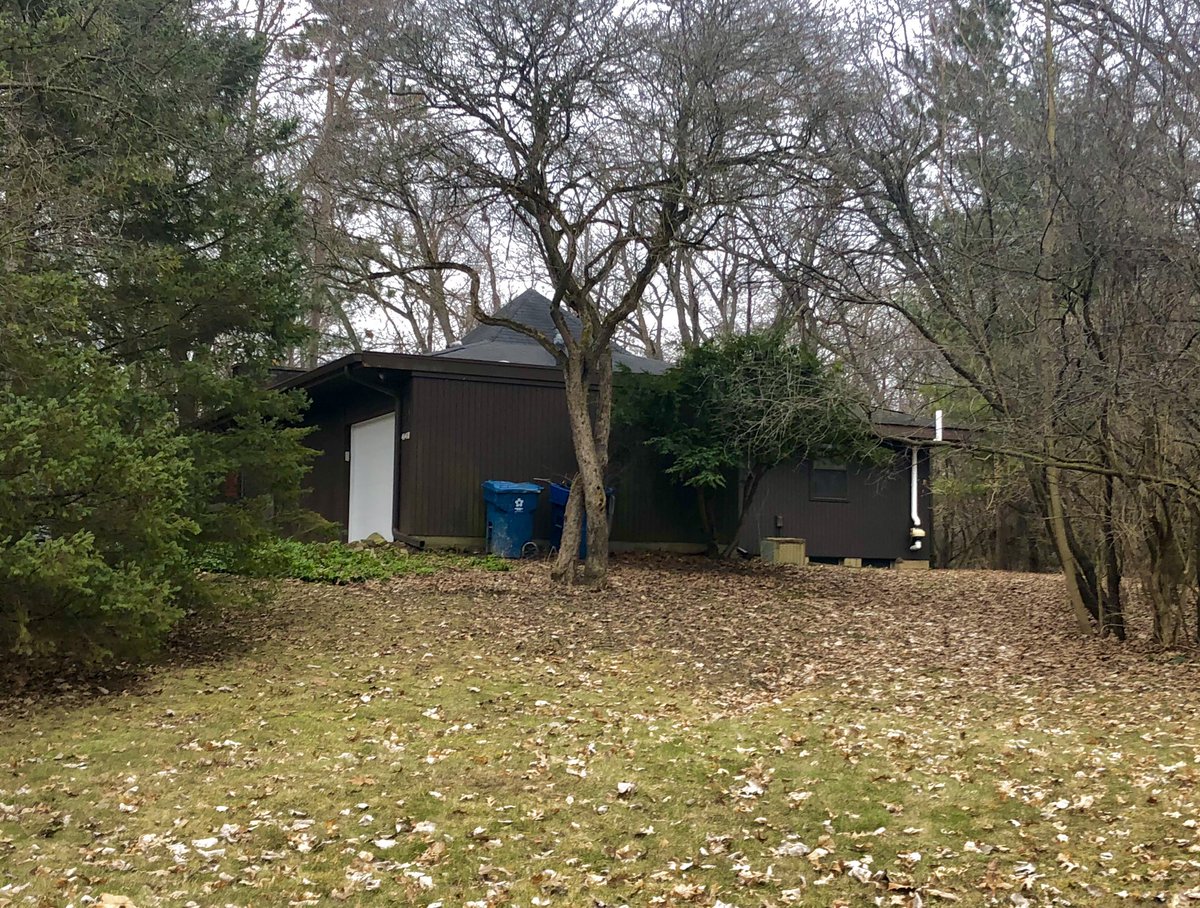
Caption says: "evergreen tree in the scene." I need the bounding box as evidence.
[0,0,312,670]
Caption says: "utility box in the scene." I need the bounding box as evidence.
[481,480,541,558]
[761,537,807,566]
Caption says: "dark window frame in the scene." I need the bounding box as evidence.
[810,460,849,502]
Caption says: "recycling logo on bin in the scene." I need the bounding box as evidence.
[481,481,541,558]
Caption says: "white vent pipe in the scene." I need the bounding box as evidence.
[908,409,943,552]
[910,445,920,528]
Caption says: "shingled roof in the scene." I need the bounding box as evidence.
[432,289,668,374]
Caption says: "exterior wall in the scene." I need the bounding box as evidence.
[293,366,930,559]
[607,428,712,546]
[736,447,933,561]
[396,373,707,547]
[398,374,574,541]
[299,383,394,534]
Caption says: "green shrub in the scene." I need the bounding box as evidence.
[196,538,510,583]
[617,331,884,556]
[0,320,197,668]
[0,279,313,673]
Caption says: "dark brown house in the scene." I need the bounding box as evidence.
[274,290,947,565]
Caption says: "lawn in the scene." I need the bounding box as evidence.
[2,557,1200,907]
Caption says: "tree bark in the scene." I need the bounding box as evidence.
[1039,0,1093,636]
[720,467,765,559]
[583,350,614,583]
[1099,448,1125,639]
[551,350,613,588]
[1046,465,1096,634]
[696,490,720,557]
[552,476,585,584]
[668,256,693,349]
[1193,504,1200,647]
[1145,492,1186,646]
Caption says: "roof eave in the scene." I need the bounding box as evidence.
[873,423,972,443]
[270,350,574,393]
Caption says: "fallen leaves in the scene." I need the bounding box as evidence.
[3,556,1200,905]
[417,840,447,865]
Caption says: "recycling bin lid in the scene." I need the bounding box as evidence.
[548,482,571,506]
[548,482,614,506]
[481,480,542,494]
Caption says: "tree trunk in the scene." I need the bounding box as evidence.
[668,256,693,349]
[1145,494,1187,647]
[405,199,458,347]
[583,351,614,584]
[1046,465,1096,634]
[993,501,1017,570]
[720,467,765,559]
[1140,411,1187,647]
[696,490,720,557]
[553,477,585,582]
[303,35,341,369]
[1063,492,1102,617]
[552,350,613,588]
[1193,505,1200,646]
[1100,467,1126,640]
[1037,1,1092,636]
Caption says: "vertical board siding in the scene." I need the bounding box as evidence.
[300,383,395,537]
[296,370,930,556]
[607,431,711,544]
[398,375,709,544]
[736,447,933,560]
[400,375,576,538]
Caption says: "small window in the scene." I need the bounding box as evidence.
[811,460,848,502]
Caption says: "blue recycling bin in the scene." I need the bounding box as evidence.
[548,482,615,558]
[481,481,541,558]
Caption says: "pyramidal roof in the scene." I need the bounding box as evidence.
[432,289,668,374]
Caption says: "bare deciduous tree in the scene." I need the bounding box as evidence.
[812,0,1200,643]
[381,0,825,585]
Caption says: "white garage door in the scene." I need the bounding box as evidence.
[348,412,395,542]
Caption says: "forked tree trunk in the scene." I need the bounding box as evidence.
[1140,413,1188,647]
[1145,493,1187,646]
[552,349,614,588]
[720,468,765,559]
[1027,464,1100,617]
[1046,465,1096,634]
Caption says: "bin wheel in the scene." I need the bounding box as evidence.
[521,541,539,559]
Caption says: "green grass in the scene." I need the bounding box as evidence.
[194,538,510,583]
[2,562,1198,906]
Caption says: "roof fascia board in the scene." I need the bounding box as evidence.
[271,351,567,391]
[275,351,660,392]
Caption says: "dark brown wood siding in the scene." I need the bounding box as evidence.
[608,431,711,545]
[736,447,932,560]
[398,375,575,538]
[394,374,703,544]
[294,366,926,556]
[298,381,395,536]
